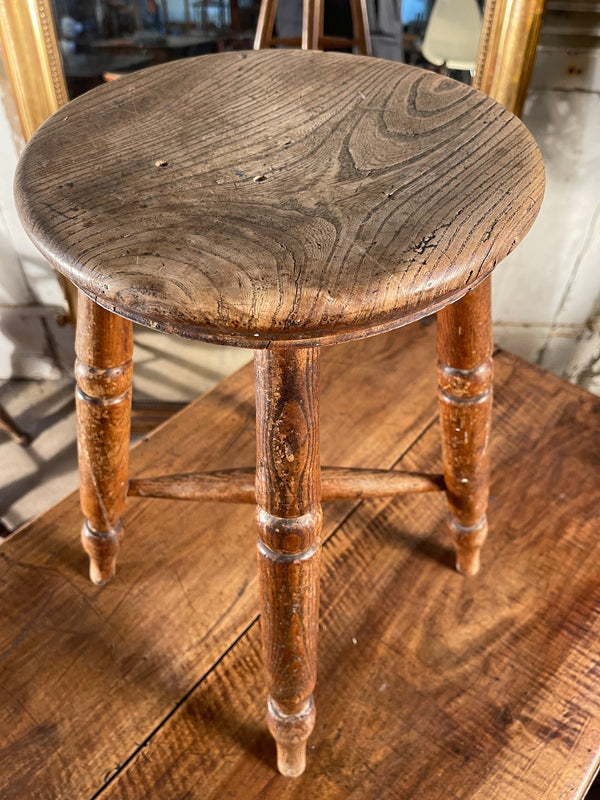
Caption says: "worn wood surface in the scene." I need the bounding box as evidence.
[15,49,543,347]
[127,465,445,502]
[0,323,438,798]
[255,347,322,775]
[102,344,600,800]
[75,292,133,584]
[129,401,188,434]
[1,323,599,797]
[437,280,493,576]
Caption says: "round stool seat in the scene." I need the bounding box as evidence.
[15,49,543,348]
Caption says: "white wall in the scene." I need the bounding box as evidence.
[0,66,73,380]
[491,9,600,384]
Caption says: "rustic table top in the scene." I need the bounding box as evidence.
[1,324,600,797]
[16,50,543,347]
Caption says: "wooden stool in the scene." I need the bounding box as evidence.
[254,0,371,55]
[15,50,544,777]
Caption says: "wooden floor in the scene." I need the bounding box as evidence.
[1,321,600,799]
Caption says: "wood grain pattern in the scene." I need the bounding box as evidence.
[0,324,439,799]
[1,326,599,796]
[255,348,321,775]
[127,466,445,502]
[98,347,600,800]
[255,348,321,516]
[437,280,493,575]
[75,291,133,584]
[15,50,544,348]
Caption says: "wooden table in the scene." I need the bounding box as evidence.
[1,321,599,798]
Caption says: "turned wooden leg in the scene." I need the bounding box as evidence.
[254,347,322,777]
[437,279,493,576]
[75,292,133,585]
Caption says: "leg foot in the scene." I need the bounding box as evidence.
[450,516,488,576]
[81,521,121,585]
[437,280,493,575]
[267,696,315,777]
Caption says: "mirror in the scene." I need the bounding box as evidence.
[48,0,261,97]
[46,0,486,98]
[0,0,542,110]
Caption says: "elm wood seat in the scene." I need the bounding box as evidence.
[14,49,544,778]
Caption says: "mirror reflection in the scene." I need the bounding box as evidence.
[53,0,260,96]
[51,0,486,98]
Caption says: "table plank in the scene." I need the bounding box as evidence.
[99,351,600,800]
[0,322,439,799]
